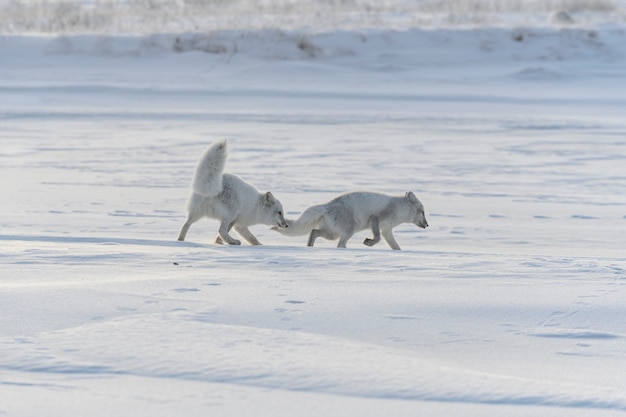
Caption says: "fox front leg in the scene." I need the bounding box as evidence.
[382,228,401,250]
[363,216,381,247]
[218,220,241,245]
[235,225,262,245]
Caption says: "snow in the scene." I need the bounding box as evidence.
[1,4,626,416]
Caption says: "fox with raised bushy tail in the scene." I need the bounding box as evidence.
[273,191,428,250]
[178,140,288,245]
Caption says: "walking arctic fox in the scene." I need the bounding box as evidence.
[273,191,428,250]
[177,140,288,245]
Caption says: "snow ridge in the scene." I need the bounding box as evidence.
[2,315,625,411]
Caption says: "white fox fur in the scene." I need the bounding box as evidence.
[274,191,428,250]
[191,140,227,197]
[178,140,288,245]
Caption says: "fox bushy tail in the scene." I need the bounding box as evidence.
[274,204,326,236]
[191,140,227,197]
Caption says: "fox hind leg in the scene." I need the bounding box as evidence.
[307,229,322,246]
[337,228,356,248]
[177,220,192,241]
[308,228,335,247]
[337,236,351,248]
[177,211,203,241]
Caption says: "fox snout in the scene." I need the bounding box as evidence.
[277,219,289,229]
[416,219,428,229]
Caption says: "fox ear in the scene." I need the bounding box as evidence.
[405,191,417,201]
[263,191,274,207]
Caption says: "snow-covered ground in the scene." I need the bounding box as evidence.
[1,3,626,415]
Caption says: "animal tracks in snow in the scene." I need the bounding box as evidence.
[173,287,201,293]
[528,329,622,340]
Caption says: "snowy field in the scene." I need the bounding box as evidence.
[1,1,626,416]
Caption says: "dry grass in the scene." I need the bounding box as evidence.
[0,0,623,33]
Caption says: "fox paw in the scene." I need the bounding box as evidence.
[363,238,377,246]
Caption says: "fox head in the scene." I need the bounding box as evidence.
[405,191,428,229]
[263,192,289,229]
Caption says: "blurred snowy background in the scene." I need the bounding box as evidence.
[1,0,624,34]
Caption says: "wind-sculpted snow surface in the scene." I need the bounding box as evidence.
[1,23,626,417]
[2,315,626,410]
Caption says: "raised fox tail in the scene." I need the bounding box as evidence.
[273,204,326,236]
[191,140,227,197]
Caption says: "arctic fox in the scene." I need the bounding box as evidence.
[273,191,428,250]
[177,140,288,245]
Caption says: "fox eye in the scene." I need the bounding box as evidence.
[278,211,283,216]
